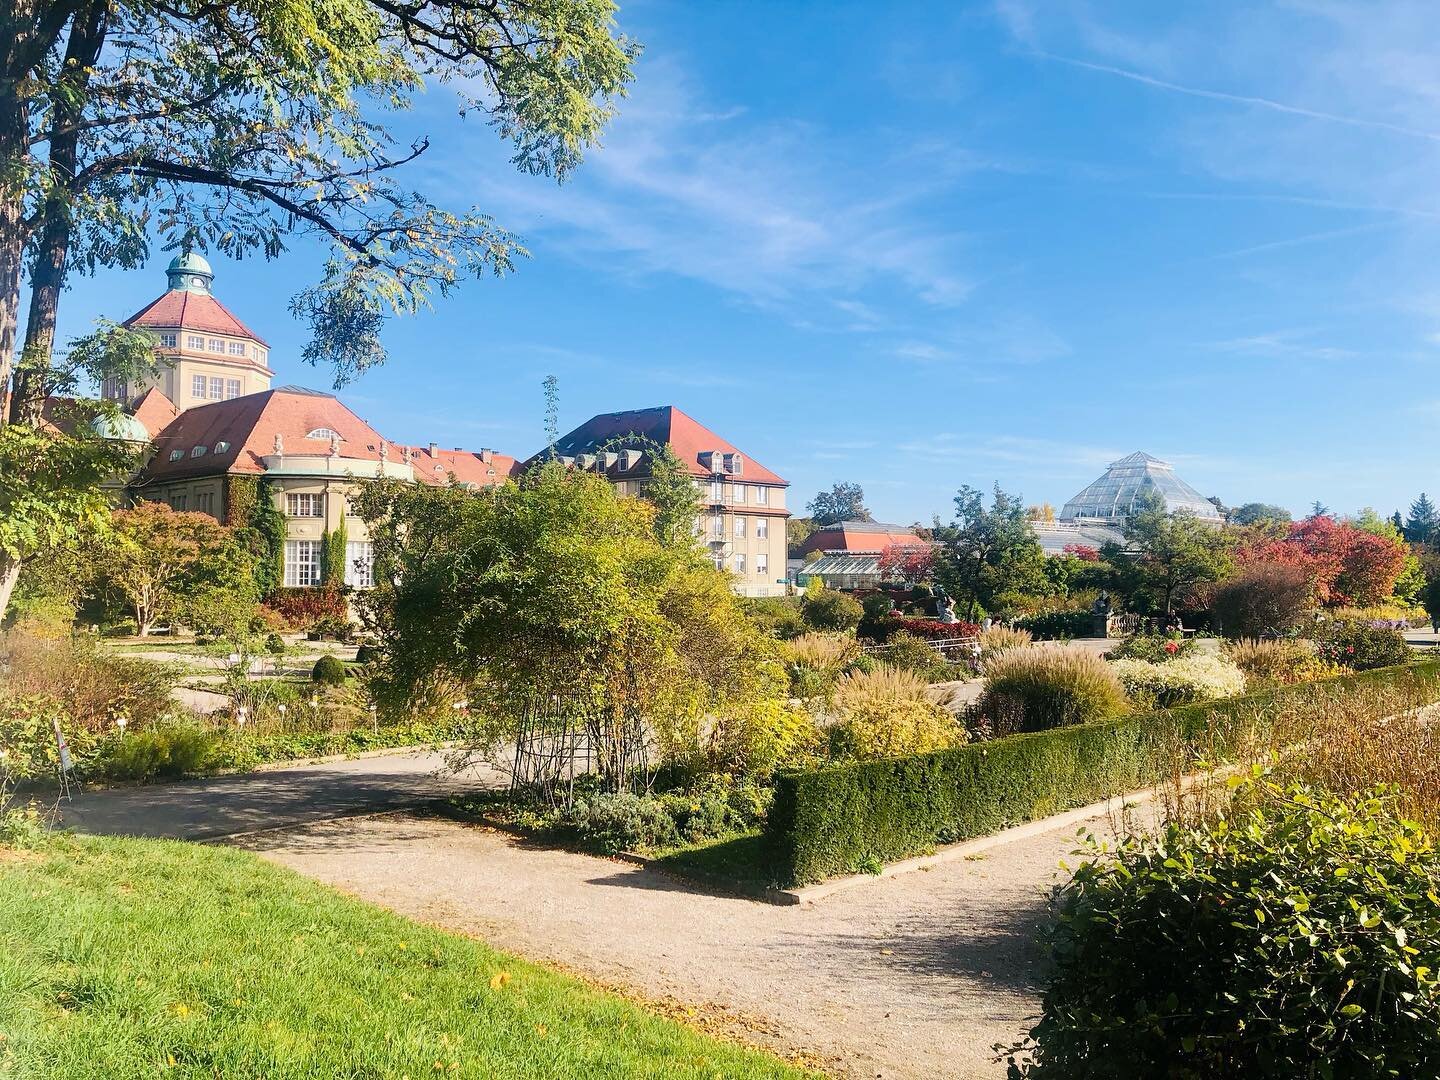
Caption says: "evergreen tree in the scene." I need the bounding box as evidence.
[1407,493,1439,545]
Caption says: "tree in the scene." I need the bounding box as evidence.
[1240,514,1407,608]
[1,0,638,404]
[1110,491,1232,615]
[91,501,256,635]
[1231,503,1292,528]
[878,542,935,583]
[1210,563,1312,639]
[1310,501,1331,518]
[935,484,1050,621]
[352,462,778,798]
[590,434,702,550]
[787,517,818,557]
[1407,494,1439,545]
[807,482,870,526]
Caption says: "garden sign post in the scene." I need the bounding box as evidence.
[52,716,74,798]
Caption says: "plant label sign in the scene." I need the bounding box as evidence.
[52,717,73,775]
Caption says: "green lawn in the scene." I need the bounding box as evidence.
[0,833,818,1079]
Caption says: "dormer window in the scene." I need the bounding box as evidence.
[191,446,207,457]
[306,427,342,441]
[215,441,230,453]
[168,449,184,461]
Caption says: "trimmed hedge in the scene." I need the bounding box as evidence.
[766,660,1440,885]
[1016,611,1096,640]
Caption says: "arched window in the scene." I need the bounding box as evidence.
[306,427,342,441]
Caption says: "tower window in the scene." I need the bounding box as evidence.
[225,379,241,399]
[186,334,205,350]
[192,374,206,399]
[157,332,177,348]
[208,376,224,400]
[228,341,246,357]
[207,338,225,354]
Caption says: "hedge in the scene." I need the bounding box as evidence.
[766,660,1440,885]
[1015,611,1096,640]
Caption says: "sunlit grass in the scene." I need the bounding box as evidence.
[0,833,816,1079]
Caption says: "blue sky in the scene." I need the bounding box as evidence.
[57,1,1440,524]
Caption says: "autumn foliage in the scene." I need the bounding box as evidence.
[878,542,935,582]
[1239,515,1406,608]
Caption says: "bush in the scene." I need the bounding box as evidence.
[767,662,1440,885]
[802,588,863,633]
[311,654,347,686]
[1104,631,1196,663]
[567,792,679,854]
[353,642,380,665]
[740,595,808,640]
[262,587,348,630]
[1015,611,1096,640]
[828,667,964,760]
[1008,783,1440,1079]
[874,616,979,642]
[704,699,821,779]
[875,631,956,683]
[1211,563,1312,639]
[94,723,220,783]
[264,632,287,655]
[977,648,1128,734]
[1109,654,1247,708]
[1315,619,1412,671]
[0,631,177,732]
[860,593,895,623]
[1224,638,1330,685]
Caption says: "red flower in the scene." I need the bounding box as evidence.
[1164,640,1180,654]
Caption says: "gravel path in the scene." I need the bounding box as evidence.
[240,809,1122,1079]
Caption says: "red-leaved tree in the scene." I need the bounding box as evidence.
[879,543,936,583]
[1241,515,1406,607]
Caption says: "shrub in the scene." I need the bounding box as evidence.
[311,654,347,686]
[656,790,746,844]
[0,631,176,733]
[1109,654,1247,708]
[875,631,956,683]
[740,595,807,640]
[95,723,220,783]
[1210,563,1312,639]
[802,588,863,633]
[262,587,348,630]
[1015,611,1095,640]
[1104,631,1196,663]
[264,632,287,655]
[700,698,821,779]
[767,662,1440,885]
[567,792,679,854]
[353,642,380,664]
[1224,638,1327,685]
[978,625,1031,663]
[828,667,964,760]
[1008,783,1440,1079]
[1314,619,1412,671]
[977,648,1128,734]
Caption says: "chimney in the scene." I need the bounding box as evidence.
[428,441,438,455]
[480,448,494,464]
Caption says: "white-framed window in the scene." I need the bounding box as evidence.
[757,553,768,575]
[157,332,177,348]
[192,374,206,398]
[344,541,374,589]
[168,449,183,461]
[734,553,746,574]
[709,479,723,503]
[306,427,342,441]
[216,441,230,453]
[186,334,206,350]
[733,516,746,538]
[712,555,725,571]
[284,540,322,587]
[731,483,746,504]
[756,517,768,539]
[286,493,324,518]
[754,486,769,506]
[228,341,246,357]
[225,378,241,399]
[207,337,225,354]
[709,512,723,539]
[191,446,206,458]
[208,376,224,400]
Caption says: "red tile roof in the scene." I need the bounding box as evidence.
[796,521,923,555]
[140,387,396,482]
[403,444,520,487]
[124,289,269,346]
[540,405,787,486]
[128,387,179,437]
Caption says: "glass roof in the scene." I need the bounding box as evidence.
[1059,451,1221,524]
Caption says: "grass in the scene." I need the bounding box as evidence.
[0,831,818,1079]
[647,834,781,896]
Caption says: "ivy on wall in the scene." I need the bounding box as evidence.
[229,476,286,597]
[322,518,347,587]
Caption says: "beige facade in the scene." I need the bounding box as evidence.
[111,344,271,408]
[698,479,789,598]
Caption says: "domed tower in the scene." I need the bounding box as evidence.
[108,253,273,408]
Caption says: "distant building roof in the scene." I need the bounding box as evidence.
[123,256,269,348]
[1059,451,1221,524]
[1031,520,1126,555]
[128,387,179,437]
[802,552,884,578]
[404,444,520,488]
[535,405,787,486]
[797,520,923,556]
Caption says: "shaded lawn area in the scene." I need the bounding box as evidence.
[0,833,818,1079]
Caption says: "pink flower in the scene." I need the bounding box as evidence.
[1164,640,1180,654]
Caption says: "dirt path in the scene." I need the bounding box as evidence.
[241,809,1124,1079]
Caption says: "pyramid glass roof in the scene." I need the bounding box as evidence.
[1059,452,1221,524]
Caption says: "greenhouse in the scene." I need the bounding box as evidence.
[1059,451,1221,524]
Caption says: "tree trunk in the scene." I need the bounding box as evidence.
[0,556,20,622]
[10,0,107,424]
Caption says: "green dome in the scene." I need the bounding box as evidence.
[90,411,152,444]
[165,250,214,294]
